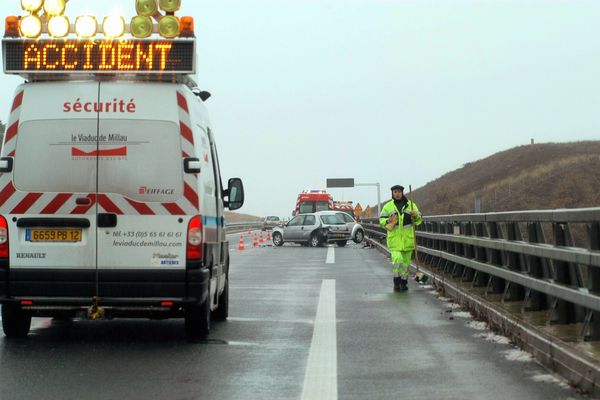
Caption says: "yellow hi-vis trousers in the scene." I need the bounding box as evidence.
[391,250,412,279]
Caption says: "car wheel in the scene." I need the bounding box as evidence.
[353,229,364,244]
[212,274,229,322]
[309,234,321,248]
[337,240,347,247]
[273,232,284,247]
[185,289,211,340]
[1,305,32,339]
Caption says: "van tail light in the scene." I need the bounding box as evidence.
[186,215,202,260]
[0,216,8,258]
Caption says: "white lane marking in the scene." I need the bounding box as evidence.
[326,246,335,264]
[301,279,337,400]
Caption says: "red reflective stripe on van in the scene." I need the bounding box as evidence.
[162,203,186,215]
[8,150,15,157]
[0,182,16,207]
[180,122,194,145]
[70,194,96,214]
[11,192,43,214]
[184,183,199,210]
[182,151,190,158]
[11,92,24,112]
[125,198,155,215]
[41,193,73,214]
[176,92,189,113]
[4,121,19,143]
[98,195,124,215]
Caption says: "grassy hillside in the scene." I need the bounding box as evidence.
[224,211,261,223]
[411,141,600,216]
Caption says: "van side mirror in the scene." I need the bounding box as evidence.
[0,157,13,173]
[224,178,244,210]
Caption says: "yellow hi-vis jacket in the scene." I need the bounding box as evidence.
[379,199,422,251]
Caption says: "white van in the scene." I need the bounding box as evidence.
[0,15,244,339]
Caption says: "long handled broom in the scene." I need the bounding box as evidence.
[409,185,428,284]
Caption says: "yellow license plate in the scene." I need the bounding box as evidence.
[26,229,82,242]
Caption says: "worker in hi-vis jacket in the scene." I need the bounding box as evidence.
[379,185,422,291]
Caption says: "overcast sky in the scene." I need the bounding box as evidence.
[0,0,599,218]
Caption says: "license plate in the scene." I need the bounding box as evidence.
[26,229,82,242]
[333,233,346,238]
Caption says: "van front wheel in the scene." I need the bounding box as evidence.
[2,305,32,339]
[185,292,211,340]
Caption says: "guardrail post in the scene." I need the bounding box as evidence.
[484,221,504,293]
[471,222,488,287]
[523,222,550,313]
[552,222,585,324]
[587,222,600,340]
[460,223,475,281]
[504,222,525,303]
[443,223,456,274]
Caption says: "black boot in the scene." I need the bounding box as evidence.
[393,277,401,292]
[399,279,408,291]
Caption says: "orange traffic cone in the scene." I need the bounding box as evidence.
[253,234,259,247]
[259,233,265,246]
[266,231,271,241]
[238,235,245,251]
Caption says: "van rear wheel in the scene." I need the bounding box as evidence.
[1,305,32,338]
[185,292,211,340]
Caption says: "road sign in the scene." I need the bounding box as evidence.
[326,178,354,188]
[355,203,363,219]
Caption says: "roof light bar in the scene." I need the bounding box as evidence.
[159,0,181,13]
[47,15,69,37]
[20,0,43,13]
[43,0,66,16]
[20,15,42,38]
[75,15,97,38]
[130,15,153,38]
[9,0,196,39]
[102,15,126,38]
[158,15,179,38]
[136,0,158,17]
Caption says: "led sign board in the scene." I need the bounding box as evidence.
[2,38,195,74]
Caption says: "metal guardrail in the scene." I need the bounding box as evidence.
[364,210,600,395]
[362,208,600,341]
[224,221,263,234]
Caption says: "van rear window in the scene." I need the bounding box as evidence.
[14,119,98,193]
[13,119,183,203]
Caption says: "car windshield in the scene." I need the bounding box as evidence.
[266,216,280,221]
[320,215,344,225]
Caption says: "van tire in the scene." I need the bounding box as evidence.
[2,305,32,339]
[272,232,284,247]
[185,292,211,340]
[212,276,229,321]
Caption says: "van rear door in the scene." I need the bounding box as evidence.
[95,83,197,299]
[0,83,99,298]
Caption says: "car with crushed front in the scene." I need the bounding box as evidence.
[334,211,365,244]
[271,211,350,247]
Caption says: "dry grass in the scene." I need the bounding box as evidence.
[411,141,600,215]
